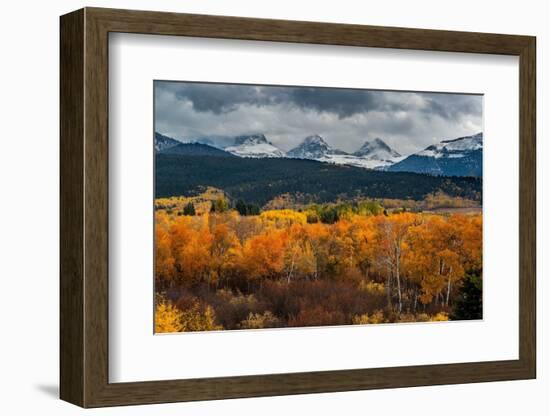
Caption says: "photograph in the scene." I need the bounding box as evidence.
[39,3,539,410]
[153,81,483,333]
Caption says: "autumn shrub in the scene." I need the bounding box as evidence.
[352,314,369,325]
[430,312,449,322]
[352,309,386,325]
[259,280,302,320]
[174,296,223,331]
[208,290,266,329]
[155,298,184,333]
[415,313,430,322]
[239,311,281,329]
[396,313,417,323]
[289,305,347,327]
[369,310,386,324]
[259,280,386,328]
[306,213,319,224]
[182,304,222,331]
[358,280,386,296]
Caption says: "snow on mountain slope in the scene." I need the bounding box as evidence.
[225,134,286,158]
[157,131,482,175]
[350,138,403,168]
[416,132,482,158]
[287,135,403,169]
[154,132,181,152]
[317,154,405,169]
[286,135,347,159]
[354,138,401,159]
[387,132,483,177]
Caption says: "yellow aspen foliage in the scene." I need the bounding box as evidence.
[352,314,371,325]
[180,301,223,331]
[155,300,184,333]
[358,280,386,295]
[352,310,386,324]
[430,312,450,321]
[155,225,175,284]
[260,209,307,227]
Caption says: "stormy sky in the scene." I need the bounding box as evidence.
[154,81,483,155]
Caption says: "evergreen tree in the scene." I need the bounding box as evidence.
[183,202,196,216]
[248,204,261,215]
[450,274,482,320]
[211,197,229,213]
[320,207,339,224]
[236,200,247,215]
[235,200,260,216]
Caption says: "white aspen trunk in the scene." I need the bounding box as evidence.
[287,260,294,284]
[445,266,454,306]
[314,260,318,280]
[386,271,392,309]
[287,248,297,284]
[396,265,402,313]
[395,244,402,313]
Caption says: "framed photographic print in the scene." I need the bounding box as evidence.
[60,7,536,408]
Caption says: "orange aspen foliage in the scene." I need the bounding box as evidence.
[154,194,483,330]
[241,230,288,281]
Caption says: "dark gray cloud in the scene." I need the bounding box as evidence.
[286,88,388,119]
[422,92,483,120]
[156,81,480,120]
[154,81,482,155]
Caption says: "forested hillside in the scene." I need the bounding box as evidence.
[155,153,482,206]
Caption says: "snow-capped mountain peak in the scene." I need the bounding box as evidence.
[416,132,483,158]
[287,135,346,159]
[157,130,482,176]
[387,132,483,177]
[154,132,181,152]
[287,135,405,169]
[303,134,328,146]
[353,138,401,160]
[225,134,285,158]
[233,133,269,146]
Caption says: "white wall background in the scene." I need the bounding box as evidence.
[0,0,545,414]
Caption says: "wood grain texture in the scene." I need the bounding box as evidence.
[88,7,532,54]
[83,10,110,406]
[59,8,84,407]
[518,38,537,376]
[59,7,537,408]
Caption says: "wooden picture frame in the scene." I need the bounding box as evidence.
[60,7,536,408]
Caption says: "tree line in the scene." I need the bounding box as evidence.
[174,197,385,224]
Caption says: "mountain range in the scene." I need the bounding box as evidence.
[386,133,482,177]
[155,131,483,177]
